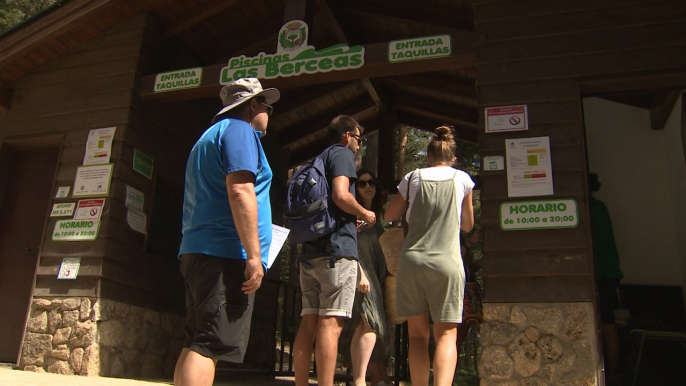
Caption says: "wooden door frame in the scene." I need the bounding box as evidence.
[0,133,64,366]
[576,70,686,385]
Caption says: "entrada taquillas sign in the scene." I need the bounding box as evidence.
[220,20,365,83]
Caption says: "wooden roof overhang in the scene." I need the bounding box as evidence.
[0,0,479,171]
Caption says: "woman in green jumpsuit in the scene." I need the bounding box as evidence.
[384,126,475,386]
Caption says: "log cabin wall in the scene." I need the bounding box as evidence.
[0,12,195,376]
[472,0,686,383]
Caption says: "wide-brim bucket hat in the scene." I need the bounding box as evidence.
[215,77,280,118]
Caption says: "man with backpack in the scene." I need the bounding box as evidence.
[174,78,279,386]
[291,115,376,386]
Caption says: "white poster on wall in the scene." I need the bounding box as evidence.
[72,164,113,197]
[83,127,116,165]
[505,136,554,197]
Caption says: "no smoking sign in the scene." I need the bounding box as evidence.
[486,105,529,133]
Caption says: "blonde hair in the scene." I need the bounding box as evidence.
[427,126,456,165]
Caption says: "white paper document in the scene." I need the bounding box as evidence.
[268,224,290,269]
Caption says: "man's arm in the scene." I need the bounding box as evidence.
[226,171,264,294]
[331,175,375,225]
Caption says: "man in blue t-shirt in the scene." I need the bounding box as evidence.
[174,78,279,386]
[292,115,377,386]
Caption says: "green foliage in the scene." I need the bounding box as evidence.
[0,0,59,35]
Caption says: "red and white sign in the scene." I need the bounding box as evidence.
[485,105,529,133]
[74,199,105,221]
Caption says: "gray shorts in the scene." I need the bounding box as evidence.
[299,256,357,318]
[180,253,255,363]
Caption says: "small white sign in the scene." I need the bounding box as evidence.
[483,156,505,171]
[50,202,75,217]
[52,220,100,241]
[73,164,113,197]
[500,199,578,231]
[127,209,147,234]
[125,185,144,211]
[486,105,529,133]
[83,127,116,165]
[55,186,70,198]
[57,257,81,280]
[74,199,105,221]
[505,136,554,197]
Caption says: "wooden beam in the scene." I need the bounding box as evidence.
[342,0,472,33]
[271,81,367,132]
[395,111,479,144]
[386,74,476,99]
[395,94,478,124]
[165,0,242,37]
[578,71,686,96]
[140,39,476,103]
[0,0,115,68]
[284,0,314,25]
[650,90,681,130]
[0,88,11,111]
[281,96,377,148]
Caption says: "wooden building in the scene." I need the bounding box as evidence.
[0,0,685,384]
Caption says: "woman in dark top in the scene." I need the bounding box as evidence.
[339,168,392,386]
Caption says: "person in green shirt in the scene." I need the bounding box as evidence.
[589,172,623,386]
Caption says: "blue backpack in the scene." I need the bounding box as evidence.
[283,145,339,244]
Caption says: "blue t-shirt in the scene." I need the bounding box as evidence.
[179,118,272,271]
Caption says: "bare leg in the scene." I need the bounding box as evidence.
[351,316,377,386]
[602,323,621,385]
[293,314,319,386]
[315,315,344,386]
[407,315,431,386]
[173,348,217,386]
[433,322,458,386]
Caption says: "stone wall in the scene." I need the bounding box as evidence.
[478,303,598,386]
[20,297,185,379]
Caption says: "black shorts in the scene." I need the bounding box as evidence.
[180,253,255,363]
[598,278,620,324]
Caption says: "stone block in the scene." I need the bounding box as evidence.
[479,345,514,380]
[508,333,541,377]
[69,347,84,373]
[99,320,124,347]
[62,298,81,311]
[537,335,564,362]
[22,332,52,366]
[27,310,48,333]
[483,321,518,345]
[62,310,79,327]
[51,345,70,360]
[48,309,62,334]
[70,321,96,348]
[144,310,160,326]
[484,304,511,322]
[46,358,73,375]
[33,299,56,310]
[141,355,162,379]
[509,306,528,325]
[81,345,100,375]
[109,354,124,378]
[23,365,45,372]
[563,307,589,341]
[53,327,72,345]
[523,307,563,335]
[79,298,92,321]
[520,377,549,386]
[524,327,540,342]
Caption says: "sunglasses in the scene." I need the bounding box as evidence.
[357,179,377,188]
[258,101,273,116]
[348,132,361,142]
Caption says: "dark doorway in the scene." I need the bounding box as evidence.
[0,145,59,363]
